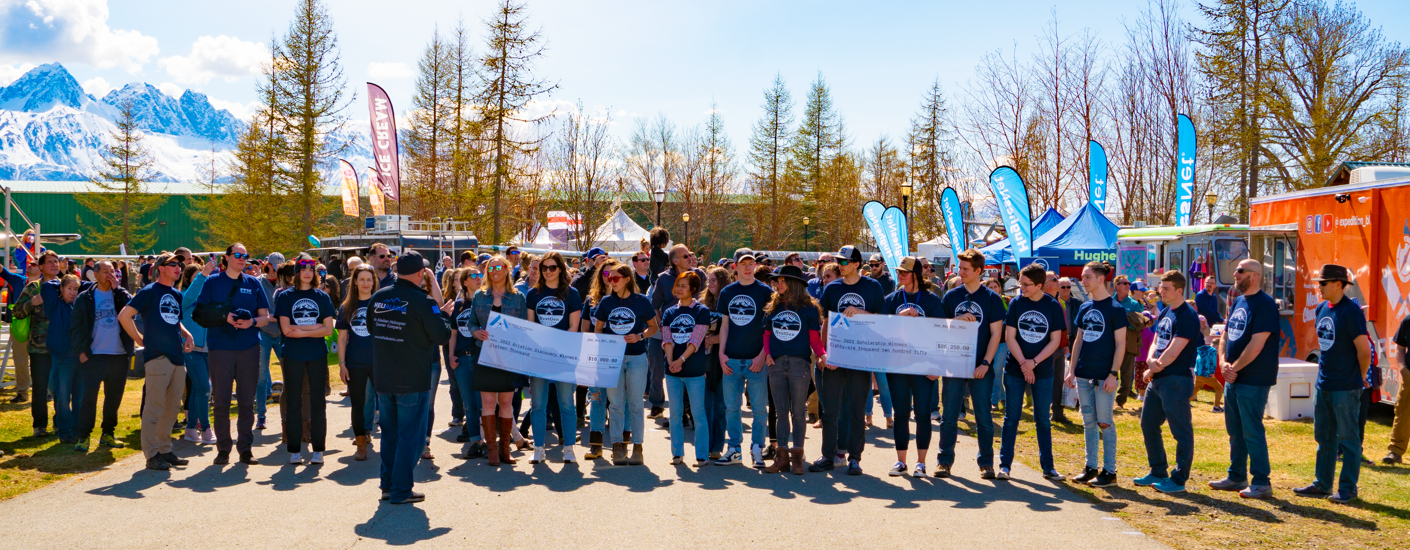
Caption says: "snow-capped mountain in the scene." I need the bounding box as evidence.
[0,63,373,183]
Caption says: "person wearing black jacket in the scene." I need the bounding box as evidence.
[369,252,452,504]
[68,261,133,451]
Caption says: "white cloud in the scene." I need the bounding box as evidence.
[0,62,36,85]
[159,35,266,85]
[367,62,413,79]
[208,98,261,121]
[80,75,112,96]
[0,0,159,74]
[156,82,182,98]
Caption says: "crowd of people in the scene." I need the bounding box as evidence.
[0,225,1403,507]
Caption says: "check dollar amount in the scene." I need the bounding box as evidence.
[826,312,980,378]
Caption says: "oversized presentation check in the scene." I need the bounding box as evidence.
[479,312,627,387]
[826,311,980,378]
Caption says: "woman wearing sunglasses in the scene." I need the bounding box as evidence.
[467,254,527,466]
[525,251,583,464]
[592,261,658,465]
[448,267,490,460]
[274,253,337,465]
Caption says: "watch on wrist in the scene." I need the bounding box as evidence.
[980,359,991,367]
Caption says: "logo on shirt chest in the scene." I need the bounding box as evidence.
[158,294,180,325]
[292,298,319,326]
[455,308,474,337]
[1227,307,1248,341]
[1081,310,1106,342]
[838,292,866,311]
[727,295,757,326]
[536,296,567,327]
[1317,315,1336,351]
[608,307,638,335]
[352,307,369,337]
[1017,311,1049,344]
[1155,316,1174,351]
[772,310,802,341]
[955,300,983,324]
[669,313,695,345]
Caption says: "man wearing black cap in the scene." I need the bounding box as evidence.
[810,245,885,475]
[369,251,452,504]
[1295,264,1369,504]
[716,248,775,467]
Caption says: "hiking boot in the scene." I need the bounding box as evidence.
[808,457,835,472]
[239,451,258,465]
[629,444,645,465]
[846,459,863,476]
[1209,477,1247,491]
[934,463,952,479]
[790,449,806,475]
[1383,452,1403,464]
[980,466,996,480]
[648,406,664,419]
[354,435,369,461]
[1090,470,1118,487]
[584,432,603,460]
[161,452,190,466]
[146,456,172,470]
[9,392,27,404]
[1240,485,1273,499]
[1073,466,1099,484]
[100,432,124,448]
[611,442,628,465]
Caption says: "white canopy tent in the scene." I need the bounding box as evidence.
[916,234,954,262]
[511,209,652,253]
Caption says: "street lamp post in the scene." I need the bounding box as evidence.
[803,216,811,251]
[653,189,666,227]
[901,180,913,219]
[682,212,691,250]
[1205,191,1218,223]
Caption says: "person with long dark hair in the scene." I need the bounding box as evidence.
[761,265,823,475]
[663,271,713,467]
[592,261,658,465]
[882,257,944,477]
[274,253,337,465]
[448,266,489,460]
[525,251,582,465]
[337,265,378,461]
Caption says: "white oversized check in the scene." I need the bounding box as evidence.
[478,312,627,387]
[825,311,979,378]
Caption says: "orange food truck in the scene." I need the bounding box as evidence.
[1250,165,1410,406]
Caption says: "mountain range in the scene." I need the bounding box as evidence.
[0,63,370,183]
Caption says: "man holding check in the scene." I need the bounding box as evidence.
[937,249,1006,480]
[811,245,885,476]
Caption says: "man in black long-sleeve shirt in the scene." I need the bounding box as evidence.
[1195,275,1224,325]
[369,252,451,504]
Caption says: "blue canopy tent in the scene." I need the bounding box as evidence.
[980,208,1066,266]
[1026,202,1120,266]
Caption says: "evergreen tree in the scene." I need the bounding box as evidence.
[77,100,166,254]
[908,79,956,243]
[746,74,796,249]
[791,73,848,247]
[405,28,454,219]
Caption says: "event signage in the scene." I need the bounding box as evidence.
[825,312,979,378]
[1019,256,1060,273]
[1175,113,1196,226]
[1118,246,1146,282]
[989,166,1034,264]
[881,206,908,280]
[366,167,386,216]
[1089,140,1108,212]
[367,83,401,202]
[940,187,965,270]
[338,160,359,217]
[479,312,626,387]
[862,201,900,281]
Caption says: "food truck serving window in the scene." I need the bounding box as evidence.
[1213,238,1248,286]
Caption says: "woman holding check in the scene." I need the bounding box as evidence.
[592,261,658,465]
[525,251,583,465]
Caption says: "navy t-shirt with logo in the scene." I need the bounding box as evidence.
[1073,297,1130,380]
[661,301,712,377]
[335,298,373,367]
[526,286,583,332]
[882,288,945,319]
[129,282,185,366]
[595,293,656,356]
[1152,302,1201,379]
[1315,298,1368,391]
[942,284,1007,368]
[448,298,479,357]
[1224,291,1281,386]
[766,305,821,358]
[820,276,885,315]
[275,287,336,362]
[197,272,271,351]
[1003,294,1065,379]
[717,280,775,360]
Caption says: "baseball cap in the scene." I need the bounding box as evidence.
[837,245,863,264]
[397,251,426,276]
[733,247,756,262]
[265,252,285,265]
[586,247,607,260]
[897,256,921,273]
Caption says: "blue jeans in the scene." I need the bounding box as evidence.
[184,351,211,430]
[939,370,994,466]
[257,332,281,417]
[530,378,577,447]
[991,343,1009,404]
[588,386,607,435]
[889,373,937,452]
[376,391,431,503]
[1076,377,1117,472]
[451,354,482,440]
[1141,375,1195,486]
[1314,388,1362,496]
[425,358,441,443]
[364,378,377,433]
[607,354,649,444]
[666,375,709,460]
[647,341,667,408]
[444,347,463,421]
[49,354,80,440]
[723,358,769,450]
[704,381,725,454]
[1223,382,1272,487]
[866,372,894,418]
[1000,374,1053,471]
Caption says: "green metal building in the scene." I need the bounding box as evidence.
[7,181,218,255]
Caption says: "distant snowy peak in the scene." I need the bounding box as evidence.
[99,83,242,145]
[0,62,95,113]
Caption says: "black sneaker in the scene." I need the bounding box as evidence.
[1089,470,1117,487]
[1294,484,1330,497]
[214,451,230,465]
[9,392,27,404]
[1073,466,1099,484]
[846,459,863,476]
[456,430,470,443]
[239,452,259,465]
[466,441,489,460]
[648,407,664,419]
[392,491,425,504]
[146,457,172,471]
[808,457,835,472]
[160,452,190,466]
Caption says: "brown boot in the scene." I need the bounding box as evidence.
[497,417,517,464]
[765,446,791,473]
[585,431,604,460]
[354,435,369,461]
[790,449,806,475]
[629,444,644,465]
[481,416,500,466]
[611,442,628,465]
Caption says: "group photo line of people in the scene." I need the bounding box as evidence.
[1,225,1399,506]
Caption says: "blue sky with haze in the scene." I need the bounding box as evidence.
[3,0,1408,151]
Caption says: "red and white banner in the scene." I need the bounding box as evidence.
[367,82,400,202]
[546,211,581,231]
[367,167,386,217]
[338,160,359,217]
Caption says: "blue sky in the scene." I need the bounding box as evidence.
[3,0,1409,152]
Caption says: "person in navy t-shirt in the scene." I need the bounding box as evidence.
[811,245,884,476]
[879,256,944,478]
[998,264,1066,481]
[715,250,776,467]
[336,265,380,460]
[1210,258,1282,498]
[1136,270,1200,494]
[118,252,194,471]
[1064,261,1128,486]
[274,253,337,464]
[1296,264,1371,503]
[195,243,274,466]
[937,249,1007,479]
[593,262,660,464]
[524,251,583,465]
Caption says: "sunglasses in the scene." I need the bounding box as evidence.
[837,259,852,266]
[541,264,561,272]
[1116,282,1130,286]
[1060,286,1071,289]
[1235,268,1251,274]
[229,252,250,260]
[161,261,181,268]
[486,265,506,272]
[632,257,648,263]
[868,262,881,267]
[297,259,318,267]
[508,251,521,256]
[603,275,624,283]
[377,253,396,259]
[468,273,483,280]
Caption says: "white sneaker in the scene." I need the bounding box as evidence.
[750,444,765,468]
[530,447,546,464]
[309,452,324,464]
[182,428,201,442]
[888,461,907,476]
[201,428,217,444]
[912,463,927,478]
[289,452,303,464]
[562,445,577,463]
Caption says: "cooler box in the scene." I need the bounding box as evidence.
[1265,358,1318,421]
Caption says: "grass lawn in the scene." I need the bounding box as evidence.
[0,358,340,501]
[995,389,1410,549]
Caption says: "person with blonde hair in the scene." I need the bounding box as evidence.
[466,254,528,467]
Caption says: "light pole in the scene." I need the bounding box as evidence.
[803,216,810,251]
[1205,191,1218,223]
[682,212,691,250]
[901,180,913,219]
[653,188,666,227]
